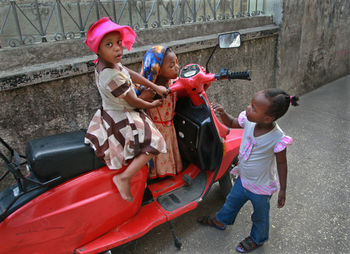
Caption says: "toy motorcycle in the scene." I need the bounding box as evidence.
[0,32,250,254]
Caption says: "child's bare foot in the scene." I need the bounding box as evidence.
[113,175,133,202]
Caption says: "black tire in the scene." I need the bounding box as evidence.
[218,156,238,198]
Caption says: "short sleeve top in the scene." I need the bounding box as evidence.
[95,63,137,111]
[234,111,293,195]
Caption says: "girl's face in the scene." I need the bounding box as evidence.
[97,31,123,65]
[246,91,273,124]
[159,51,179,80]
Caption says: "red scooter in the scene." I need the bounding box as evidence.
[0,32,250,254]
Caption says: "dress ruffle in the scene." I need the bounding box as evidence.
[274,135,293,153]
[238,111,246,127]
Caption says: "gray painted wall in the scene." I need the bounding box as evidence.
[277,0,350,95]
[263,0,283,25]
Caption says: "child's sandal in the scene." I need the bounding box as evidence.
[236,236,262,253]
[197,216,226,230]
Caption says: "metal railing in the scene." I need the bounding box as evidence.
[0,0,265,48]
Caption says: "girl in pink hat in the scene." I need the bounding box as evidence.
[84,17,168,202]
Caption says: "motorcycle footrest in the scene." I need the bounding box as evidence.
[182,174,192,186]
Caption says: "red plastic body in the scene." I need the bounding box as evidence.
[0,63,243,254]
[0,166,148,254]
[170,64,216,106]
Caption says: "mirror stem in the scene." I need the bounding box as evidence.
[205,44,218,73]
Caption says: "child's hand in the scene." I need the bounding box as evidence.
[277,190,286,208]
[211,102,225,115]
[139,88,156,102]
[150,99,163,108]
[154,85,169,98]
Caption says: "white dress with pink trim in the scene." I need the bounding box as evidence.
[231,111,293,195]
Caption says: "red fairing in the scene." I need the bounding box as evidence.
[0,57,247,253]
[170,64,216,106]
[215,128,244,181]
[0,166,148,254]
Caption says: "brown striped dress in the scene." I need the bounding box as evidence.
[85,62,167,170]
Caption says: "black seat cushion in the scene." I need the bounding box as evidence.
[25,130,105,182]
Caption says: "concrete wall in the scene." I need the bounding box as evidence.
[1,0,350,156]
[0,20,278,155]
[277,0,350,95]
[263,0,283,25]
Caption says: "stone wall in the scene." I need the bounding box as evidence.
[0,21,278,155]
[277,0,350,95]
[1,0,350,157]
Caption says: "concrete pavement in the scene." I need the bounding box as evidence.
[112,75,350,254]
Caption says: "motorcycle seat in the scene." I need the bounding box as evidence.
[25,130,105,182]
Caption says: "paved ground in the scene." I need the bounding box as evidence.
[111,75,350,254]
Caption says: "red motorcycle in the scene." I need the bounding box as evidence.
[0,32,250,254]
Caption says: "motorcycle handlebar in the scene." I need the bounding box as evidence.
[228,71,251,80]
[214,70,251,81]
[168,66,251,96]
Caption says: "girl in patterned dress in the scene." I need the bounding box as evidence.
[84,17,168,202]
[138,46,183,178]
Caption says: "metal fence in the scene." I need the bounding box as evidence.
[0,0,265,48]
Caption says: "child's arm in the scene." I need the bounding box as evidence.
[212,102,242,128]
[126,67,168,97]
[139,88,156,102]
[124,90,163,109]
[276,149,288,208]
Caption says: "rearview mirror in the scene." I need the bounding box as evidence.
[219,32,241,48]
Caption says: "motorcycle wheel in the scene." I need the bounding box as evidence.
[218,156,238,198]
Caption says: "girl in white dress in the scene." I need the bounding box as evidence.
[198,88,299,253]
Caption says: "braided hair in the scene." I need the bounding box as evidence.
[264,88,299,120]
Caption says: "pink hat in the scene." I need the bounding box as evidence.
[84,17,136,54]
